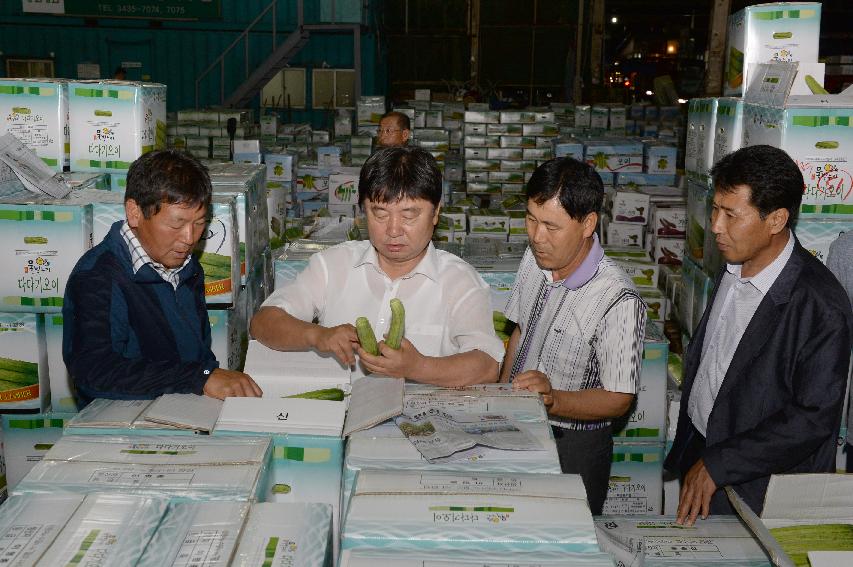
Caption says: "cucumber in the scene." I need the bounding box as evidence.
[772,31,793,39]
[805,74,829,95]
[815,141,839,149]
[24,236,48,244]
[0,370,37,386]
[386,298,405,350]
[196,251,232,268]
[356,317,379,355]
[284,388,345,401]
[0,357,38,376]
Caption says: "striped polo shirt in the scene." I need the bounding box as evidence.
[505,236,646,430]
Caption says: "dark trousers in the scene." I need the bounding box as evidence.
[551,425,613,515]
[677,423,734,515]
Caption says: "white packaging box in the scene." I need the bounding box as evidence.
[0,193,93,313]
[342,469,598,554]
[607,221,645,248]
[208,305,247,371]
[468,208,509,235]
[685,98,719,181]
[653,236,687,266]
[90,193,126,245]
[643,142,678,175]
[195,194,240,305]
[260,114,278,136]
[0,492,86,565]
[613,324,669,443]
[604,443,665,515]
[609,105,628,131]
[233,139,261,154]
[2,412,75,490]
[595,515,771,566]
[137,500,249,567]
[612,188,652,224]
[264,152,297,182]
[730,474,853,567]
[439,206,467,231]
[507,210,527,236]
[574,104,592,128]
[13,434,271,501]
[743,94,853,215]
[38,493,168,567]
[68,81,166,173]
[0,313,48,411]
[44,313,76,412]
[591,105,610,129]
[640,288,670,326]
[214,397,345,437]
[233,503,332,567]
[723,3,822,96]
[615,172,678,187]
[609,256,660,288]
[584,139,644,174]
[653,205,688,237]
[552,138,584,160]
[0,78,69,171]
[329,171,360,208]
[522,123,559,136]
[794,218,853,264]
[339,548,617,566]
[266,180,292,247]
[464,110,500,124]
[713,97,746,165]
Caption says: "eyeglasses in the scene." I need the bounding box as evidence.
[378,128,402,135]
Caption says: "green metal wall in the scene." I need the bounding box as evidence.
[0,0,381,123]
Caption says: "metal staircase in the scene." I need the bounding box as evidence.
[195,0,362,109]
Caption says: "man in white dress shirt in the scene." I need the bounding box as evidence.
[250,147,504,385]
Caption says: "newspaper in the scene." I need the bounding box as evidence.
[395,408,543,463]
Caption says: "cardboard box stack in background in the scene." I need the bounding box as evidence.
[0,78,69,172]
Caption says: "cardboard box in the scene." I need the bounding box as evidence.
[2,412,75,490]
[793,217,853,264]
[44,313,76,412]
[607,221,645,248]
[233,502,332,567]
[724,3,822,96]
[687,179,712,265]
[585,139,644,174]
[264,152,297,182]
[616,172,679,187]
[329,171,360,208]
[653,206,688,237]
[195,194,241,305]
[608,255,660,288]
[613,188,652,224]
[644,142,678,175]
[68,81,166,173]
[591,105,610,129]
[604,443,665,515]
[468,208,509,235]
[653,236,687,266]
[0,193,93,313]
[0,78,69,171]
[729,474,853,567]
[686,98,719,181]
[208,305,247,371]
[0,313,48,411]
[714,97,746,164]
[613,324,669,443]
[552,138,584,160]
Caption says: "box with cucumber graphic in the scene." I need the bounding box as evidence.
[0,313,48,411]
[195,194,240,306]
[68,81,167,173]
[0,78,69,172]
[0,193,93,313]
[724,3,821,96]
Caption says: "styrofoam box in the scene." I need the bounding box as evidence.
[342,469,598,554]
[0,78,69,171]
[743,95,853,215]
[2,412,75,491]
[603,442,665,515]
[723,2,822,97]
[0,192,93,313]
[69,81,166,173]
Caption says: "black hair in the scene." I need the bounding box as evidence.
[358,146,442,207]
[525,157,604,221]
[114,66,127,77]
[124,149,212,218]
[381,111,411,131]
[711,145,802,227]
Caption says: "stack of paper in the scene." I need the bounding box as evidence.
[342,469,598,554]
[65,398,153,430]
[137,501,250,567]
[13,435,271,501]
[232,502,332,567]
[141,393,223,432]
[215,397,346,437]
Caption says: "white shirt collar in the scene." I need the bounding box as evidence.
[726,230,795,295]
[352,241,440,282]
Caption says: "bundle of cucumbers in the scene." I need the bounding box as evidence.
[355,298,405,355]
[0,356,39,391]
[195,251,232,282]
